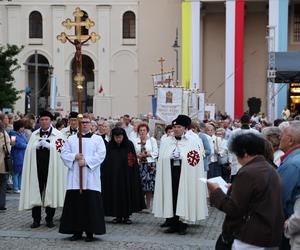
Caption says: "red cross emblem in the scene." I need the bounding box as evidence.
[187,150,200,167]
[55,138,65,153]
[128,152,136,167]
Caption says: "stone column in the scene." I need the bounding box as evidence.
[6,5,21,45]
[51,5,68,116]
[94,5,112,117]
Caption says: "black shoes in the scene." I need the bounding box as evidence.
[70,233,83,241]
[164,227,177,234]
[123,218,132,224]
[85,233,94,242]
[112,217,122,224]
[0,207,6,211]
[46,221,55,228]
[70,233,94,242]
[160,220,171,228]
[178,227,187,235]
[30,221,41,228]
[30,221,55,228]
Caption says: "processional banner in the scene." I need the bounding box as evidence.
[156,87,183,124]
[152,72,174,86]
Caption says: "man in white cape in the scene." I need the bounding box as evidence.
[153,115,208,235]
[19,110,67,228]
[61,112,79,138]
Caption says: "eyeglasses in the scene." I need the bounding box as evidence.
[81,121,90,124]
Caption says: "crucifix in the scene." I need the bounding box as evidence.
[57,7,100,193]
[158,57,166,78]
[23,50,52,115]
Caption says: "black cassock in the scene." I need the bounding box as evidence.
[101,134,145,218]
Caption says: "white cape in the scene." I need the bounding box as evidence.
[153,135,208,223]
[19,127,67,210]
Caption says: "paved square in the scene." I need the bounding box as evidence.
[0,193,224,249]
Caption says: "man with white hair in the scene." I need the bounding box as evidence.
[277,121,300,250]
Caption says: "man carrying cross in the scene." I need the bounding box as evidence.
[59,113,106,242]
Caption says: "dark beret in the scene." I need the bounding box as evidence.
[172,115,191,128]
[39,110,54,120]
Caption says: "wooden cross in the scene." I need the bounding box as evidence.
[57,7,100,194]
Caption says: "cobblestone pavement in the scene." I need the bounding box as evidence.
[0,193,224,250]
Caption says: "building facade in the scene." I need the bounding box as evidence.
[183,0,300,120]
[1,0,300,120]
[0,0,181,117]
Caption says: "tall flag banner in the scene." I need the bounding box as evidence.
[234,0,245,119]
[51,77,57,111]
[198,93,205,121]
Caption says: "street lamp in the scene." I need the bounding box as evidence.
[172,28,180,84]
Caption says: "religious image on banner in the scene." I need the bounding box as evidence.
[166,91,173,103]
[204,103,216,121]
[156,87,183,124]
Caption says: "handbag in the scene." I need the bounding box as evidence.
[2,130,13,173]
[215,232,234,250]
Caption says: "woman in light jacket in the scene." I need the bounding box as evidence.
[132,123,158,210]
[285,196,300,250]
[0,122,11,210]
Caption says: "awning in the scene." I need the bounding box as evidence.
[274,52,300,83]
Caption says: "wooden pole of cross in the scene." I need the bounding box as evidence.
[57,7,100,194]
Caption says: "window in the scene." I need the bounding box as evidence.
[293,4,300,42]
[123,11,136,39]
[29,11,43,38]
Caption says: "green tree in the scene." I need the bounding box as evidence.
[0,44,23,110]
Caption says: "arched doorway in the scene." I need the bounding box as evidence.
[71,55,95,113]
[25,52,51,115]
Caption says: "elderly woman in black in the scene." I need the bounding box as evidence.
[101,127,145,224]
[207,132,284,250]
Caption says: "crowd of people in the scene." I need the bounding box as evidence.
[0,109,299,249]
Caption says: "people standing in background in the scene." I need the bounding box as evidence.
[262,126,284,167]
[285,196,300,250]
[23,114,36,142]
[132,123,158,210]
[0,122,11,210]
[61,112,79,139]
[9,120,27,193]
[282,107,291,120]
[123,114,133,138]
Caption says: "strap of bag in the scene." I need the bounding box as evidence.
[2,129,10,155]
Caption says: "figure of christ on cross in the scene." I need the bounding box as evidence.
[66,36,91,75]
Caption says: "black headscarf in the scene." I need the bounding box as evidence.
[108,127,129,149]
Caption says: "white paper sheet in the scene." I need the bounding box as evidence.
[199,176,228,194]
